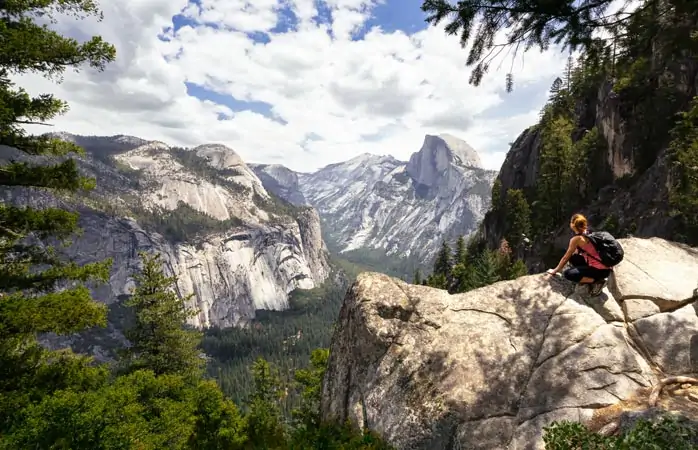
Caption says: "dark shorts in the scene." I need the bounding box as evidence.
[563,254,611,283]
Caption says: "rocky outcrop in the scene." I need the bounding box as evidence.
[252,134,496,263]
[1,133,330,330]
[321,237,698,449]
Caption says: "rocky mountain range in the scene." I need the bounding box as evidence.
[2,130,494,356]
[0,132,330,336]
[252,134,497,265]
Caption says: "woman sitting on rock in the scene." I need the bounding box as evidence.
[544,213,610,295]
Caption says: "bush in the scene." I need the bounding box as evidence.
[543,415,698,450]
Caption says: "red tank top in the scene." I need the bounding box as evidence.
[579,236,609,269]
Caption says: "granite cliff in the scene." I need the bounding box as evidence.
[321,237,698,449]
[0,133,330,332]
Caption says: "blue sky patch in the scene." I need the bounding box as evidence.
[185,82,287,124]
[357,0,428,38]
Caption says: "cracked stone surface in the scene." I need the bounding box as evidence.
[320,237,698,449]
[622,298,660,322]
[321,274,655,449]
[633,303,698,375]
[610,237,698,307]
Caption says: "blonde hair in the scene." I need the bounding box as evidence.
[570,213,588,233]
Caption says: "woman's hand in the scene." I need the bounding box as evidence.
[544,269,559,279]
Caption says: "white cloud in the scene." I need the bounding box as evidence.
[14,0,571,172]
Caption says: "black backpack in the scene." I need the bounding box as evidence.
[579,231,624,267]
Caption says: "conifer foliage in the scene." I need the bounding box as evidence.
[420,0,657,90]
[122,251,204,378]
[0,1,393,447]
[0,0,117,432]
[420,234,528,293]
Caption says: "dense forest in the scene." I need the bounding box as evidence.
[0,1,389,448]
[201,258,362,411]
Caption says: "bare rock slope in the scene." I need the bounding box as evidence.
[1,133,330,330]
[321,237,698,449]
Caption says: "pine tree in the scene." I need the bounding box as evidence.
[503,189,531,250]
[413,268,422,285]
[122,251,204,378]
[534,116,576,234]
[290,348,329,437]
[548,78,564,103]
[490,179,503,211]
[451,262,472,293]
[669,96,698,242]
[420,0,649,88]
[433,240,452,279]
[563,57,575,90]
[508,259,529,279]
[471,250,500,289]
[454,235,467,266]
[246,358,287,449]
[0,0,116,427]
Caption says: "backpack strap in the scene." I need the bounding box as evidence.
[576,235,613,269]
[575,232,601,261]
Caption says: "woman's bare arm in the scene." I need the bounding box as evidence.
[549,237,580,274]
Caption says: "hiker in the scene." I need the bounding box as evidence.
[544,213,611,295]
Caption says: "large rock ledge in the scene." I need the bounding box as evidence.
[320,237,698,449]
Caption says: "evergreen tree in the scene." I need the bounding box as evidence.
[122,251,203,378]
[470,250,500,289]
[563,57,575,90]
[669,96,698,242]
[290,348,329,439]
[450,262,472,293]
[490,178,503,211]
[548,77,564,103]
[0,0,116,430]
[420,0,652,89]
[432,240,452,280]
[412,268,422,285]
[245,357,287,449]
[503,189,531,250]
[454,235,467,266]
[534,116,576,235]
[507,259,529,280]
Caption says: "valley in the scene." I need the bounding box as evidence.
[3,130,496,414]
[6,0,698,445]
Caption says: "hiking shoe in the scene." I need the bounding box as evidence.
[588,280,606,296]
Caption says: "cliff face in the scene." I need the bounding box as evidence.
[0,133,330,331]
[67,212,326,329]
[321,237,698,449]
[485,94,692,271]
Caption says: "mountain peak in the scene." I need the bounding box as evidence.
[405,133,483,190]
[424,133,482,169]
[192,143,244,169]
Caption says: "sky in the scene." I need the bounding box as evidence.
[16,0,574,172]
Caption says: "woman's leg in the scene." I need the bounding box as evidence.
[564,264,595,284]
[569,253,586,267]
[588,269,611,295]
[563,266,583,283]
